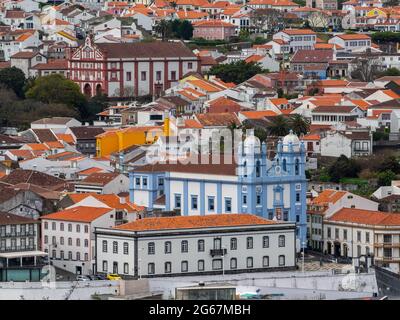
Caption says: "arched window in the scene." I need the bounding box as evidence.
[282,159,287,172]
[256,160,261,177]
[295,158,299,175]
[243,161,247,177]
[278,235,285,247]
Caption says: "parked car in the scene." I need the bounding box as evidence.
[94,274,108,280]
[76,275,90,281]
[86,275,97,280]
[107,273,122,280]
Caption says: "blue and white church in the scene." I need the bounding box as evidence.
[129,131,308,247]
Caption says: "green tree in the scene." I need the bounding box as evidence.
[154,20,172,41]
[380,67,400,77]
[266,115,290,137]
[238,29,250,42]
[377,170,396,187]
[289,114,310,136]
[86,93,108,123]
[208,61,267,84]
[0,67,26,97]
[254,127,268,142]
[371,31,400,44]
[328,155,361,182]
[25,74,87,119]
[177,20,193,40]
[0,87,77,129]
[377,156,400,174]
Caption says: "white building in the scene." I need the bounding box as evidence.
[74,172,130,194]
[328,34,371,53]
[324,207,400,274]
[320,130,373,158]
[307,189,379,251]
[41,206,122,275]
[272,29,317,54]
[30,117,81,131]
[95,214,296,278]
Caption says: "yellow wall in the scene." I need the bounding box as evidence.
[366,9,386,17]
[96,132,119,157]
[96,127,165,157]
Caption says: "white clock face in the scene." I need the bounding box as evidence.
[275,165,281,175]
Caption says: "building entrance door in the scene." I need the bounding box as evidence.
[76,266,82,275]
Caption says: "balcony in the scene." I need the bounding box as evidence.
[0,245,37,253]
[374,256,400,263]
[210,248,227,257]
[374,242,400,248]
[0,231,36,238]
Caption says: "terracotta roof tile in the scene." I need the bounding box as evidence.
[115,213,277,231]
[42,206,112,223]
[195,112,240,126]
[79,172,121,186]
[240,110,278,119]
[311,189,347,205]
[67,193,144,211]
[328,207,400,226]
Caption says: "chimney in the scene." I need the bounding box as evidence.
[119,197,126,204]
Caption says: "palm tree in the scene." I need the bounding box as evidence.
[154,20,171,41]
[289,114,310,136]
[266,115,290,137]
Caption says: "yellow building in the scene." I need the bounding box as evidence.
[96,125,166,157]
[366,8,387,17]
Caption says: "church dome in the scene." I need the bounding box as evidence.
[282,130,300,152]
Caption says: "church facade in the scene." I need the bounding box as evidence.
[129,131,308,247]
[67,36,200,98]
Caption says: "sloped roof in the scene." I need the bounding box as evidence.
[195,112,240,127]
[115,214,277,231]
[328,207,400,226]
[96,42,196,58]
[41,206,112,223]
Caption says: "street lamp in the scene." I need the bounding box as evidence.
[138,247,144,279]
[47,242,57,282]
[222,245,226,278]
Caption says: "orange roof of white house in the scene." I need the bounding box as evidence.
[115,214,277,232]
[68,193,145,212]
[327,208,400,226]
[245,54,264,63]
[240,110,278,119]
[382,89,400,99]
[176,10,209,19]
[187,79,223,92]
[336,33,371,40]
[222,5,241,15]
[248,0,298,6]
[311,189,347,205]
[270,98,289,105]
[23,143,50,151]
[281,28,316,35]
[302,134,320,141]
[41,206,113,223]
[194,20,235,27]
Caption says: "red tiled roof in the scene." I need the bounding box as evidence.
[328,208,400,226]
[115,214,277,231]
[194,20,234,27]
[336,34,371,40]
[67,193,144,212]
[311,189,347,205]
[79,172,121,186]
[41,206,112,223]
[240,110,278,119]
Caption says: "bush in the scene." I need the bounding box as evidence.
[377,170,396,187]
